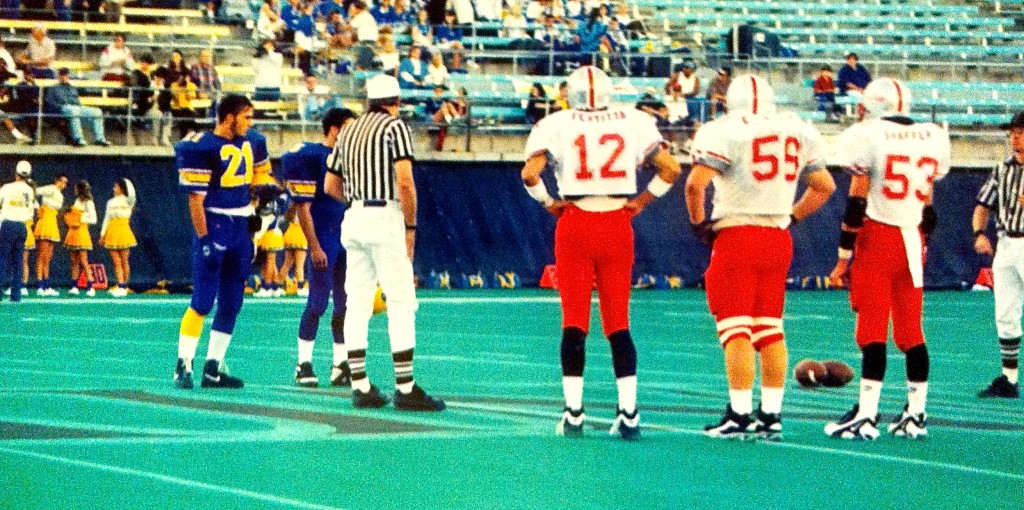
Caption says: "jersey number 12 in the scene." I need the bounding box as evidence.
[574,134,626,180]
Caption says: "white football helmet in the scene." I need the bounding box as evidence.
[861,77,911,117]
[725,74,777,115]
[567,66,613,111]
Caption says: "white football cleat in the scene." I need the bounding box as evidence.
[68,287,80,295]
[888,404,928,439]
[86,288,96,297]
[825,404,880,440]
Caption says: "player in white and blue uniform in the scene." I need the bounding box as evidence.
[285,108,357,387]
[173,95,274,390]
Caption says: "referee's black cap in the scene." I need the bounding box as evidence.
[322,107,357,134]
[1002,111,1024,130]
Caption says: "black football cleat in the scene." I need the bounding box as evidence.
[750,408,783,441]
[704,405,752,439]
[977,375,1019,399]
[174,358,193,390]
[295,362,318,388]
[609,408,640,440]
[330,362,352,387]
[200,359,244,389]
[352,384,390,408]
[394,384,446,411]
[556,407,585,437]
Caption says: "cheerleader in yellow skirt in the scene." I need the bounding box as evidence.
[100,178,137,297]
[279,204,309,296]
[20,218,35,297]
[64,180,97,296]
[255,208,285,298]
[33,174,68,296]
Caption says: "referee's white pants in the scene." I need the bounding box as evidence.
[341,203,418,354]
[993,236,1024,339]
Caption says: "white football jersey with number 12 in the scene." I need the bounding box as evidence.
[691,111,828,221]
[833,118,951,228]
[524,108,664,197]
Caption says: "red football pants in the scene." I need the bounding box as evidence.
[555,205,634,336]
[704,226,792,350]
[849,219,925,352]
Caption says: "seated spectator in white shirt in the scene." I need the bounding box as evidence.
[98,33,136,83]
[252,40,284,101]
[376,34,401,74]
[398,46,428,88]
[425,52,450,87]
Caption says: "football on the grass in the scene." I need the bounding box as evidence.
[794,359,828,388]
[821,360,855,387]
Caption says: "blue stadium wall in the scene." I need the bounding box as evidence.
[0,155,990,290]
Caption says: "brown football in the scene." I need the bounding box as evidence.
[794,359,828,388]
[821,360,855,387]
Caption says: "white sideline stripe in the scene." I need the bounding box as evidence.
[0,446,348,510]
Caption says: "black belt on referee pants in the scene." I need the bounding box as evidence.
[362,200,388,207]
[1007,232,1024,238]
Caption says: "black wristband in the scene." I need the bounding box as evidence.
[405,224,417,231]
[974,229,986,239]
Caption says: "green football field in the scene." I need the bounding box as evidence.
[0,289,1021,509]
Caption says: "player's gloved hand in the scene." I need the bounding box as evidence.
[691,220,716,246]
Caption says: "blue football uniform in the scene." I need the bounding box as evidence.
[176,130,270,334]
[283,141,348,342]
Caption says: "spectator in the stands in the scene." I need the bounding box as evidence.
[411,9,434,48]
[150,70,173,146]
[706,66,730,117]
[169,73,198,139]
[294,1,327,57]
[18,24,56,79]
[128,55,156,145]
[317,0,346,21]
[527,0,563,21]
[836,52,871,96]
[604,17,628,52]
[349,1,380,70]
[553,80,569,111]
[534,14,564,47]
[165,50,189,86]
[666,61,699,98]
[297,74,334,121]
[0,86,32,144]
[502,5,530,40]
[391,0,413,32]
[0,38,15,78]
[576,7,608,63]
[280,0,302,41]
[436,11,465,51]
[371,0,397,25]
[98,34,135,84]
[253,40,284,101]
[398,46,428,88]
[665,85,689,125]
[12,72,40,119]
[813,64,840,120]
[524,82,553,125]
[450,0,474,24]
[376,34,401,74]
[189,49,221,101]
[45,67,109,147]
[257,0,287,41]
[564,0,583,19]
[425,52,449,87]
[475,0,503,21]
[326,12,354,51]
[426,85,467,151]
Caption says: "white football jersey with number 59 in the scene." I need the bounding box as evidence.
[833,118,951,228]
[524,108,664,197]
[691,111,828,221]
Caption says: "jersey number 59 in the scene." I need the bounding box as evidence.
[220,142,255,188]
[752,135,800,182]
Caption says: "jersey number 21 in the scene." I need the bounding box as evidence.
[220,142,255,188]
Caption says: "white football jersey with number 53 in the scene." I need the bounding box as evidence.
[833,118,951,228]
[691,111,828,221]
[524,108,664,197]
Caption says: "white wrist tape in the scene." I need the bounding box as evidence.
[647,175,673,198]
[838,248,853,260]
[526,181,554,206]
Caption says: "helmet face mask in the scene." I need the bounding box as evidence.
[567,66,613,111]
[725,74,776,115]
[862,78,911,118]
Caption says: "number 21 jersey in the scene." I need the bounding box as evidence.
[524,108,663,197]
[176,130,270,210]
[833,118,950,228]
[691,111,827,222]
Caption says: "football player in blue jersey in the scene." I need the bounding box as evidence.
[285,108,357,388]
[174,94,275,390]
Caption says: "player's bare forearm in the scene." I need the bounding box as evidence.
[395,159,417,227]
[324,172,345,203]
[792,169,836,222]
[295,203,321,253]
[652,146,682,184]
[521,154,546,186]
[188,193,208,237]
[972,205,990,233]
[685,164,717,224]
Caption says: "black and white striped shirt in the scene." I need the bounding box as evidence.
[328,111,415,202]
[977,157,1024,235]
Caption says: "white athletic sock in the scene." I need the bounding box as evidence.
[12,129,25,139]
[396,382,414,394]
[562,376,583,411]
[615,375,637,414]
[907,381,928,415]
[178,334,199,369]
[728,389,753,415]
[333,343,348,366]
[857,379,883,419]
[1003,367,1019,385]
[206,330,232,363]
[760,386,784,414]
[351,377,371,393]
[297,338,314,364]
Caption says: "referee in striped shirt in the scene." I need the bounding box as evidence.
[973,110,1024,399]
[325,73,445,411]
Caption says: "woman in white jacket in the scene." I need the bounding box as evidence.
[99,179,137,297]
